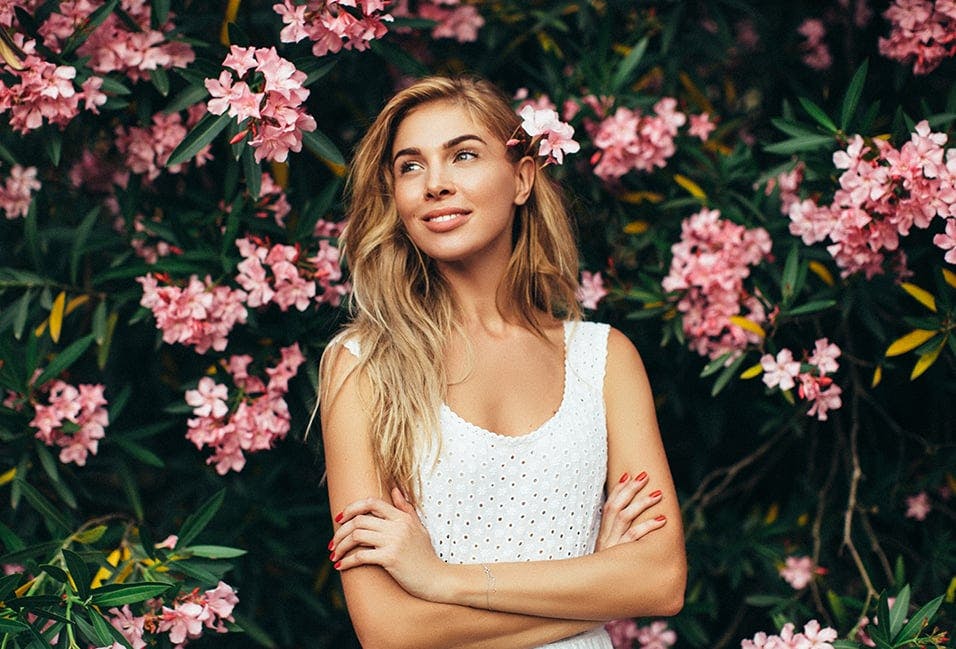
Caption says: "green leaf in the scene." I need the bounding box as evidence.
[610,36,649,93]
[175,488,226,549]
[783,299,837,317]
[888,584,910,638]
[112,438,165,468]
[166,112,231,167]
[92,300,107,345]
[700,352,733,378]
[301,128,345,167]
[70,206,100,284]
[90,582,172,607]
[44,129,62,167]
[62,549,91,598]
[87,608,116,646]
[151,0,170,25]
[770,118,826,139]
[894,594,943,643]
[72,524,108,545]
[781,244,799,302]
[39,563,69,583]
[13,289,32,340]
[242,146,261,199]
[0,572,23,599]
[61,0,119,55]
[15,480,73,534]
[33,334,95,387]
[164,83,209,114]
[764,134,835,154]
[369,39,429,76]
[149,67,170,96]
[0,618,30,633]
[0,541,60,566]
[185,545,247,559]
[0,139,17,166]
[798,97,838,132]
[711,353,746,396]
[840,59,869,130]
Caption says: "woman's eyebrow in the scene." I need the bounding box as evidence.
[392,134,487,165]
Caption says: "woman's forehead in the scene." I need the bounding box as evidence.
[392,100,491,152]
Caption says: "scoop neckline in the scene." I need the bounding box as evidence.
[440,321,572,441]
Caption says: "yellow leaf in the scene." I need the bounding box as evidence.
[729,315,765,338]
[781,389,795,405]
[65,295,89,315]
[797,513,809,527]
[49,291,66,343]
[34,318,48,337]
[322,157,347,178]
[763,503,779,525]
[270,160,289,189]
[623,220,649,234]
[871,365,882,388]
[808,261,834,286]
[942,268,956,289]
[643,301,664,309]
[619,191,663,204]
[740,363,763,379]
[910,337,945,379]
[947,575,956,604]
[901,282,937,312]
[674,173,707,200]
[0,32,25,71]
[678,71,714,114]
[220,0,241,46]
[947,473,956,495]
[0,466,15,486]
[885,329,936,357]
[14,578,35,598]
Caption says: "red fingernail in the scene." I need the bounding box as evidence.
[329,553,336,561]
[334,561,342,569]
[619,472,629,483]
[650,489,662,498]
[328,540,335,551]
[655,514,666,521]
[635,471,647,481]
[334,512,344,523]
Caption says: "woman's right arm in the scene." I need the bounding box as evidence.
[320,345,599,649]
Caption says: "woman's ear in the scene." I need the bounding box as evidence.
[513,155,536,206]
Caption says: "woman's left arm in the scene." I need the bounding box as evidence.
[333,327,687,621]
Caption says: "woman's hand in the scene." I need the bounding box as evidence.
[596,471,666,552]
[330,487,447,601]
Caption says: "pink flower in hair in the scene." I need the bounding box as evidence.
[513,105,580,165]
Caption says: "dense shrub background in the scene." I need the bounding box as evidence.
[0,1,954,648]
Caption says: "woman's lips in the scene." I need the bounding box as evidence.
[422,208,471,232]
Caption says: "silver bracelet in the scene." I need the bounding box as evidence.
[481,563,496,609]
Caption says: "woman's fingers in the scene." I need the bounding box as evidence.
[597,470,667,551]
[622,513,667,542]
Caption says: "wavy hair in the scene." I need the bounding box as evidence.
[320,75,581,504]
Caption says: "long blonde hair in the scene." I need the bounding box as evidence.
[320,75,581,503]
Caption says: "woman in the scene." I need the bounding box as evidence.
[320,76,686,649]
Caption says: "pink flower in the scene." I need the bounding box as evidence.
[688,113,717,141]
[634,620,677,649]
[0,164,41,219]
[185,377,230,418]
[203,581,239,627]
[797,19,832,70]
[761,349,801,391]
[742,620,837,649]
[779,555,823,589]
[934,218,956,263]
[808,338,841,374]
[591,99,686,180]
[273,0,393,56]
[879,0,956,74]
[606,618,640,649]
[158,601,207,644]
[107,605,146,649]
[905,491,931,520]
[515,105,580,165]
[577,271,608,309]
[29,380,109,466]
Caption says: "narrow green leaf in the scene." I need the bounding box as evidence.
[15,480,73,533]
[149,67,169,96]
[888,584,910,638]
[0,541,61,566]
[781,244,799,302]
[242,147,261,200]
[44,129,63,167]
[164,84,209,114]
[176,489,226,549]
[894,595,943,643]
[13,289,32,340]
[711,354,746,396]
[301,128,345,167]
[117,462,144,521]
[764,134,835,154]
[783,299,837,317]
[0,618,30,633]
[700,352,733,378]
[97,311,118,369]
[770,118,826,139]
[33,334,95,387]
[0,572,23,599]
[298,58,337,87]
[112,438,165,468]
[610,36,649,93]
[90,582,172,606]
[62,549,91,598]
[168,559,219,583]
[72,524,108,544]
[798,97,838,132]
[25,196,41,270]
[151,0,170,25]
[840,59,869,130]
[185,545,247,559]
[61,0,119,55]
[39,563,69,583]
[92,300,107,345]
[369,39,429,76]
[70,207,101,284]
[166,112,231,167]
[0,139,17,165]
[87,607,116,646]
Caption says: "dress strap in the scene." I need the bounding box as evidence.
[564,321,610,400]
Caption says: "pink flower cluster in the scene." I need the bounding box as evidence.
[797,19,832,70]
[879,0,956,74]
[905,491,932,520]
[0,36,107,134]
[512,105,581,165]
[29,380,108,467]
[787,121,956,277]
[115,107,212,182]
[606,619,677,649]
[137,274,249,354]
[39,0,195,82]
[741,620,838,649]
[106,581,238,648]
[184,345,305,474]
[1,164,40,219]
[662,208,773,360]
[589,98,687,181]
[392,0,486,42]
[577,271,608,309]
[274,0,392,56]
[778,555,827,589]
[761,338,843,421]
[236,236,348,311]
[205,46,317,163]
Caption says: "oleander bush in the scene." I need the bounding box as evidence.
[0,1,953,647]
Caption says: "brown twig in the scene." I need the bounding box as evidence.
[840,382,877,599]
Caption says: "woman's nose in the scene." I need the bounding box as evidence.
[425,166,454,198]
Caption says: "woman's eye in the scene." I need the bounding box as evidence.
[398,160,422,174]
[454,150,477,162]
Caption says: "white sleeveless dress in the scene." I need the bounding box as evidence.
[343,321,613,649]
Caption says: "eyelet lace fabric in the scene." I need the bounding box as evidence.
[341,321,613,649]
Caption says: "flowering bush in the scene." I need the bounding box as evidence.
[0,1,953,648]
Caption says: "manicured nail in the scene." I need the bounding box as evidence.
[619,472,629,483]
[334,512,344,523]
[634,471,647,481]
[649,489,662,498]
[654,514,666,522]
[328,540,335,551]
[329,553,336,561]
[334,561,342,569]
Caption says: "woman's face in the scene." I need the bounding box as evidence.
[390,100,534,269]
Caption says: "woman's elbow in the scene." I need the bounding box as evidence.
[658,557,687,616]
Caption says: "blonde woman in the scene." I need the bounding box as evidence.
[320,76,686,649]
